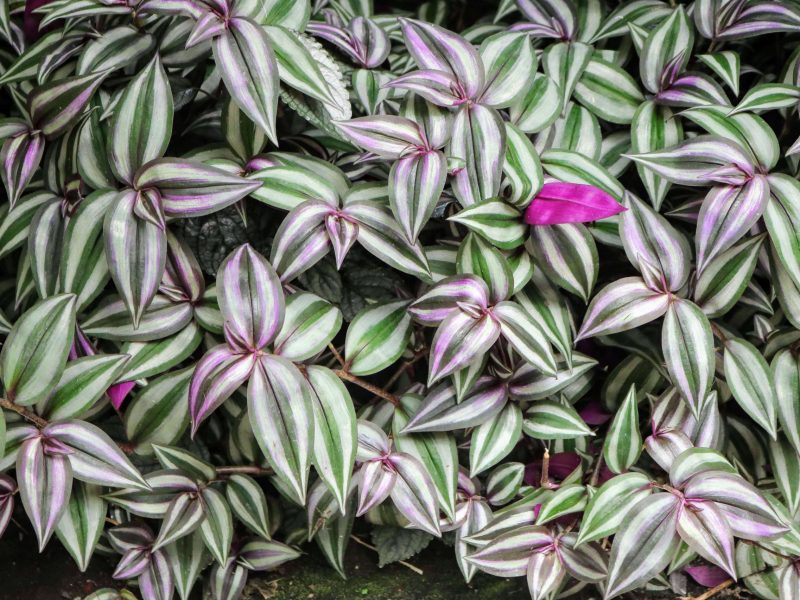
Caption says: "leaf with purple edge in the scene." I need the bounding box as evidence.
[0,293,76,406]
[389,149,447,243]
[17,436,73,551]
[44,420,148,490]
[449,103,505,207]
[27,70,107,139]
[213,16,279,145]
[604,492,682,599]
[103,190,167,329]
[0,129,45,208]
[248,355,313,504]
[188,345,256,436]
[388,452,441,536]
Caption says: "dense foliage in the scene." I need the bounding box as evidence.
[4,0,800,598]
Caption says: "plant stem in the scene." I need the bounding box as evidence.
[216,465,273,477]
[333,369,399,406]
[540,447,551,488]
[0,398,47,429]
[684,579,734,600]
[328,343,346,368]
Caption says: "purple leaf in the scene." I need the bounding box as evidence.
[524,182,626,225]
[685,565,730,588]
[107,380,136,410]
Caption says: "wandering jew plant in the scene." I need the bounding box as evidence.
[4,0,800,598]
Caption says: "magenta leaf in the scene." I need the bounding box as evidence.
[524,182,626,225]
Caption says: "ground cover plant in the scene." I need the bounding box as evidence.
[3,0,800,598]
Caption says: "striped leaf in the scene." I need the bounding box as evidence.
[486,462,524,506]
[449,103,505,207]
[576,472,652,546]
[28,198,65,298]
[428,310,501,385]
[540,149,624,201]
[723,337,778,439]
[213,17,280,144]
[166,531,207,600]
[503,122,543,208]
[274,292,342,361]
[226,474,271,540]
[513,269,573,366]
[470,403,522,477]
[402,379,507,433]
[620,192,691,292]
[542,41,592,108]
[528,223,598,302]
[59,189,114,310]
[393,394,458,520]
[493,301,557,375]
[0,191,55,258]
[344,299,411,376]
[153,445,216,483]
[267,25,349,117]
[306,365,357,512]
[134,159,261,218]
[769,437,800,515]
[466,525,554,577]
[82,295,193,342]
[217,244,284,352]
[773,349,800,455]
[399,18,484,99]
[1,294,76,406]
[602,386,642,474]
[576,277,669,340]
[697,52,740,95]
[109,55,172,185]
[199,486,233,565]
[125,367,191,456]
[39,353,130,420]
[389,149,447,243]
[630,101,682,210]
[508,73,562,134]
[509,355,597,402]
[764,174,800,291]
[269,200,332,281]
[457,232,513,303]
[189,346,256,435]
[605,493,681,598]
[535,484,587,524]
[0,129,45,208]
[694,234,765,318]
[153,490,205,550]
[639,6,693,94]
[44,420,147,490]
[344,198,432,280]
[249,164,339,211]
[697,177,770,273]
[479,32,536,109]
[248,355,313,503]
[449,199,526,250]
[662,299,715,417]
[335,115,425,158]
[522,400,592,440]
[574,57,644,124]
[17,437,73,551]
[388,453,441,536]
[731,83,800,115]
[104,190,167,329]
[55,481,105,572]
[28,71,107,138]
[627,136,754,187]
